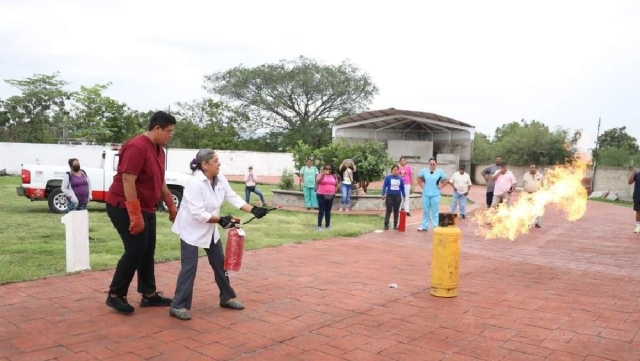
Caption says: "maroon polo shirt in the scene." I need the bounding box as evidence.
[106,135,165,213]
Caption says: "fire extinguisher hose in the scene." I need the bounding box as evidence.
[242,206,280,225]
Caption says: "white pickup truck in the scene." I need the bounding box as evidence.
[16,146,192,214]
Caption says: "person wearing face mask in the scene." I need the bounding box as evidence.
[417,157,447,232]
[61,158,92,212]
[168,149,269,320]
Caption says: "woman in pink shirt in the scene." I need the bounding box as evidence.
[315,164,339,231]
[398,157,413,216]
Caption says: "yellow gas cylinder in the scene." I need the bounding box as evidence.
[430,212,461,298]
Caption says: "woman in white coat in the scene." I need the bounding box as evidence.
[169,149,269,320]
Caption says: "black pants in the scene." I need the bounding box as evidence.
[317,194,334,227]
[384,194,402,227]
[486,191,494,208]
[172,235,236,310]
[106,204,157,297]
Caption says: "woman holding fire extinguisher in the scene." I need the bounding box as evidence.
[169,149,269,321]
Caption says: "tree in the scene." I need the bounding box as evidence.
[1,73,73,143]
[71,83,142,144]
[597,126,639,153]
[491,120,580,166]
[594,126,640,166]
[170,98,250,150]
[203,56,378,149]
[472,132,493,163]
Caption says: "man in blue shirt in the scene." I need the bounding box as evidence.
[629,168,640,233]
[417,158,447,231]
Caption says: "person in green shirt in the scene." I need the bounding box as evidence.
[300,158,319,209]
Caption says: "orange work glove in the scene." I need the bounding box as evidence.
[125,199,145,235]
[161,192,178,222]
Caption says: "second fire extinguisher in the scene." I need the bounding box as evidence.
[398,204,407,232]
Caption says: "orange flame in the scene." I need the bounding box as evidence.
[472,157,590,241]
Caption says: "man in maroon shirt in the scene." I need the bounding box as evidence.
[105,111,178,314]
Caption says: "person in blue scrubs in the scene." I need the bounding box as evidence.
[417,157,447,231]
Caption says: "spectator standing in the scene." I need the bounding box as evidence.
[61,157,92,212]
[300,159,319,210]
[244,166,266,207]
[482,157,503,208]
[522,163,544,228]
[448,165,472,219]
[382,165,406,230]
[398,157,414,216]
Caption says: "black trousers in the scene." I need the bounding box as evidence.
[317,194,334,227]
[384,194,402,227]
[106,204,157,297]
[172,235,236,310]
[486,191,494,208]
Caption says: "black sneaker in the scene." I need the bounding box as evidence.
[106,294,134,314]
[140,292,172,307]
[384,225,389,230]
[461,214,466,219]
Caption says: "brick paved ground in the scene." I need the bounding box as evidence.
[1,185,640,360]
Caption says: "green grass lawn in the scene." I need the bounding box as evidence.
[0,176,386,284]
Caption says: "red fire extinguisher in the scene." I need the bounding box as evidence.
[224,218,244,272]
[224,207,279,272]
[398,204,407,232]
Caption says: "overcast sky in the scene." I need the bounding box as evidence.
[1,0,638,151]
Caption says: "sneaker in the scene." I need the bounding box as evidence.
[535,223,541,228]
[326,226,331,230]
[393,226,398,230]
[317,226,323,231]
[140,292,172,307]
[461,214,466,219]
[169,307,192,320]
[417,228,428,232]
[384,225,389,230]
[106,294,134,314]
[338,208,344,212]
[220,299,245,310]
[635,225,640,233]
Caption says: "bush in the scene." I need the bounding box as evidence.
[278,169,295,190]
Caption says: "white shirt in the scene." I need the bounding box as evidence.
[171,170,247,248]
[449,172,472,193]
[244,172,257,186]
[523,171,544,193]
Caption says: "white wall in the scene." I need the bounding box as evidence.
[0,142,295,176]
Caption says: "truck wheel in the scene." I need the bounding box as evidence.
[158,189,182,212]
[48,188,68,214]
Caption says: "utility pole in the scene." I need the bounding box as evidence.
[591,117,601,192]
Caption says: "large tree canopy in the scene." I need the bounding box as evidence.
[594,126,640,167]
[490,120,581,166]
[203,56,378,148]
[1,73,72,143]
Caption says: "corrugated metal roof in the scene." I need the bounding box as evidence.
[334,108,474,129]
